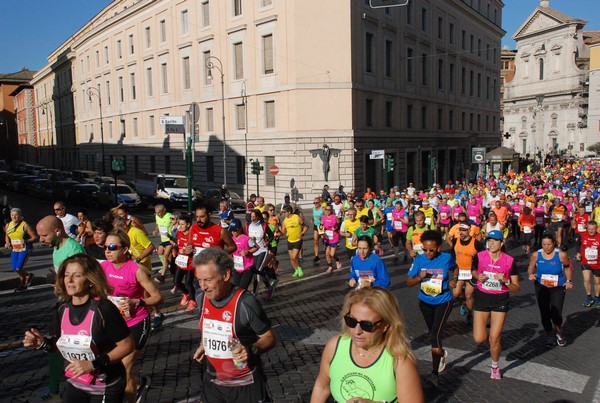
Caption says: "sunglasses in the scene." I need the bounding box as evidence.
[344,315,383,333]
[104,244,123,251]
[422,248,438,253]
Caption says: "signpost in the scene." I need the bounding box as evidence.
[160,116,185,125]
[269,165,279,205]
[472,147,486,181]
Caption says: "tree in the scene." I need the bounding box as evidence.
[587,143,600,154]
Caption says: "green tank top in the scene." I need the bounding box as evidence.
[329,336,397,403]
[155,212,173,242]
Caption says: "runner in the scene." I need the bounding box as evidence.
[340,207,361,260]
[406,211,436,259]
[75,209,94,247]
[321,204,342,273]
[575,220,600,307]
[348,236,390,289]
[281,205,308,278]
[218,200,235,229]
[245,210,275,297]
[471,230,520,380]
[152,204,173,283]
[518,206,536,253]
[54,201,80,240]
[5,208,38,291]
[527,234,572,347]
[311,197,325,264]
[406,230,457,386]
[85,219,113,262]
[390,200,410,264]
[229,218,257,291]
[437,197,452,238]
[548,198,568,248]
[173,213,198,311]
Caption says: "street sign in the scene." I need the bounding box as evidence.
[160,116,185,125]
[370,149,385,160]
[369,0,409,8]
[165,124,185,134]
[269,165,279,175]
[188,103,199,123]
[472,147,486,164]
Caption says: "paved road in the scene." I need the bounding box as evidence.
[1,191,600,401]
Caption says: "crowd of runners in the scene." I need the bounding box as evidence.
[9,156,600,401]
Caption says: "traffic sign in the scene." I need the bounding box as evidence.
[160,116,185,125]
[370,150,385,160]
[269,165,279,175]
[165,124,185,134]
[472,147,486,164]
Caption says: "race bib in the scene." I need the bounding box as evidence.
[202,318,233,359]
[425,217,432,225]
[458,269,472,280]
[440,213,448,219]
[586,205,593,213]
[578,224,586,232]
[159,226,168,236]
[233,255,244,271]
[554,214,563,221]
[421,277,443,296]
[325,230,334,239]
[56,334,96,363]
[175,254,189,268]
[386,213,393,221]
[540,274,559,288]
[414,243,423,253]
[514,212,520,217]
[481,271,502,291]
[469,216,477,222]
[11,239,25,252]
[194,247,205,256]
[526,202,532,208]
[394,221,403,230]
[523,226,532,234]
[585,247,598,261]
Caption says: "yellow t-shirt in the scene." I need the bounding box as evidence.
[284,214,302,243]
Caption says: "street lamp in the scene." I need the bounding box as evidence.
[205,56,227,186]
[86,87,105,175]
[241,81,249,199]
[40,102,55,168]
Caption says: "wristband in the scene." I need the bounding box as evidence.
[135,257,142,264]
[92,353,111,370]
[566,280,573,284]
[37,338,48,351]
[137,299,146,307]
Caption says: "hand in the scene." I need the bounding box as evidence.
[65,359,94,378]
[348,278,357,288]
[118,297,132,310]
[575,253,581,261]
[450,278,457,288]
[496,273,506,283]
[231,343,249,363]
[183,245,193,255]
[23,328,45,349]
[478,273,488,282]
[193,345,205,362]
[420,270,427,279]
[410,250,417,258]
[360,277,372,288]
[528,273,537,281]
[240,250,247,256]
[565,282,573,290]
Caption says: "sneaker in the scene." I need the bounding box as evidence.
[292,268,299,278]
[313,256,320,263]
[269,277,279,288]
[459,303,468,316]
[151,313,165,331]
[428,372,439,387]
[490,366,502,380]
[594,297,600,308]
[135,375,151,403]
[556,331,566,347]
[545,335,556,348]
[326,266,333,273]
[25,273,34,287]
[265,287,274,300]
[14,284,27,292]
[296,266,304,277]
[153,274,165,283]
[180,294,191,306]
[170,285,177,294]
[583,295,594,307]
[336,260,342,270]
[186,300,197,311]
[438,349,448,373]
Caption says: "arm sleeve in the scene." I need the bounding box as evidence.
[509,260,518,276]
[472,254,480,271]
[373,259,390,288]
[238,293,271,336]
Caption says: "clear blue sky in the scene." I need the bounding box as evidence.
[1,0,600,73]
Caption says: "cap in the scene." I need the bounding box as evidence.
[250,193,257,198]
[422,199,429,204]
[486,230,503,241]
[459,223,470,230]
[228,218,243,232]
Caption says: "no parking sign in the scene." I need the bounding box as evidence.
[472,147,486,164]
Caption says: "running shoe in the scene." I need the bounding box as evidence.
[594,297,600,308]
[336,260,342,270]
[438,349,448,373]
[296,266,304,277]
[180,294,191,306]
[25,273,34,287]
[170,285,177,294]
[313,256,320,263]
[546,335,556,348]
[265,287,274,300]
[583,295,594,307]
[292,268,299,278]
[556,332,566,347]
[459,303,468,316]
[151,313,165,331]
[490,366,502,380]
[326,266,333,273]
[14,284,27,292]
[186,300,197,311]
[135,375,151,403]
[428,372,439,387]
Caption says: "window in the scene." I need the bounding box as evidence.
[161,62,168,93]
[236,104,246,130]
[128,34,134,54]
[421,53,428,86]
[449,23,454,44]
[470,35,474,53]
[118,76,124,102]
[236,156,246,185]
[407,48,414,82]
[201,1,210,27]
[407,104,413,129]
[478,39,481,57]
[105,80,111,106]
[108,121,113,139]
[449,63,454,92]
[262,0,272,6]
[145,27,151,48]
[133,117,138,137]
[95,50,99,68]
[437,59,443,90]
[206,156,214,182]
[539,59,544,80]
[551,113,558,127]
[203,51,212,84]
[477,73,481,97]
[421,106,427,129]
[486,76,490,100]
[486,44,490,61]
[234,0,242,16]
[234,42,244,80]
[449,109,454,130]
[469,113,474,131]
[437,108,443,130]
[366,99,373,127]
[486,115,490,131]
[265,100,275,128]
[159,20,166,42]
[165,156,171,174]
[146,67,153,96]
[104,46,109,64]
[437,17,443,39]
[150,155,156,172]
[206,108,214,131]
[117,40,122,59]
[461,112,465,130]
[522,139,527,153]
[421,7,427,31]
[385,101,392,128]
[182,56,191,89]
[130,73,136,100]
[385,40,393,77]
[461,30,466,49]
[120,119,126,137]
[149,115,155,136]
[469,70,474,96]
[263,34,274,74]
[477,114,481,131]
[181,10,189,35]
[365,32,374,73]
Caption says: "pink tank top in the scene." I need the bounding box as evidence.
[321,214,340,243]
[475,251,513,295]
[101,260,149,326]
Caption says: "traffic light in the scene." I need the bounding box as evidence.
[251,159,263,175]
[111,157,125,175]
[385,155,395,172]
[430,156,438,170]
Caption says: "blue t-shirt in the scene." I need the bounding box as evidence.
[349,253,390,289]
[408,252,456,305]
[382,206,394,232]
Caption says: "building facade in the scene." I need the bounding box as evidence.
[10,84,37,163]
[502,0,597,158]
[37,0,503,204]
[0,69,35,162]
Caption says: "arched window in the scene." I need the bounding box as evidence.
[551,113,558,127]
[521,116,527,130]
[539,59,544,80]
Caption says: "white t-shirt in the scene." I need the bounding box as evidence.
[58,213,81,239]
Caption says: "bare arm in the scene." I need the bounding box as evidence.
[310,336,339,403]
[395,356,425,403]
[220,227,237,254]
[134,267,164,307]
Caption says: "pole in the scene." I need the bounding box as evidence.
[241,82,248,200]
[187,136,193,213]
[383,155,387,195]
[220,71,226,186]
[273,176,276,208]
[99,97,105,176]
[256,172,260,197]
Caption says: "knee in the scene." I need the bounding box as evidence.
[473,334,487,345]
[488,334,502,347]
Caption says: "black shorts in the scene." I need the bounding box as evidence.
[346,248,357,260]
[287,240,303,251]
[159,241,172,248]
[439,223,449,229]
[579,264,600,275]
[201,367,271,403]
[473,288,510,313]
[390,231,407,247]
[549,222,563,232]
[129,316,151,350]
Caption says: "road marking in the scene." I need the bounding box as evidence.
[592,376,600,403]
[0,283,52,296]
[413,345,590,394]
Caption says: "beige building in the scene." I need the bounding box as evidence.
[39,0,502,204]
[585,40,600,151]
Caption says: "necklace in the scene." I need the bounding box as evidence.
[353,343,383,358]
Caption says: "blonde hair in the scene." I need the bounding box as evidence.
[55,254,113,300]
[339,287,415,363]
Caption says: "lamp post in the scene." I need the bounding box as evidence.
[86,87,105,175]
[241,81,249,199]
[206,56,227,186]
[40,102,55,168]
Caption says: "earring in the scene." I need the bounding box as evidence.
[89,284,93,288]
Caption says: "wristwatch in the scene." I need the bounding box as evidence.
[504,278,511,286]
[135,257,142,264]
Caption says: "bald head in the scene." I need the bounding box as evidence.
[36,215,66,247]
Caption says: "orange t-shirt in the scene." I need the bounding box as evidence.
[518,213,536,231]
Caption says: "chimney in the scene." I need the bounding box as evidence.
[540,0,549,7]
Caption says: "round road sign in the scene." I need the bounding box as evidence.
[269,165,279,175]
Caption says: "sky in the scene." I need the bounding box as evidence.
[1,0,600,74]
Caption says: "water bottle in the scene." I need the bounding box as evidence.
[228,336,247,369]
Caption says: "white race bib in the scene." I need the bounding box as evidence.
[481,271,502,291]
[540,274,559,288]
[586,205,593,213]
[394,221,403,230]
[578,224,586,232]
[11,239,25,251]
[159,226,168,236]
[386,213,393,221]
[175,254,189,268]
[469,216,477,221]
[458,269,472,280]
[421,277,443,296]
[440,213,448,219]
[56,334,96,362]
[194,247,205,256]
[325,230,334,239]
[233,255,244,271]
[425,217,432,225]
[202,318,233,359]
[523,226,532,234]
[585,247,598,261]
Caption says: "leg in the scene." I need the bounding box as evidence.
[429,300,453,373]
[313,230,320,260]
[549,286,566,332]
[473,310,491,345]
[122,349,141,403]
[488,311,507,362]
[556,226,563,248]
[534,282,553,334]
[161,245,173,275]
[582,268,592,296]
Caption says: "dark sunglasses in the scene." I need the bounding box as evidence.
[422,248,438,253]
[343,315,383,333]
[104,244,122,251]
